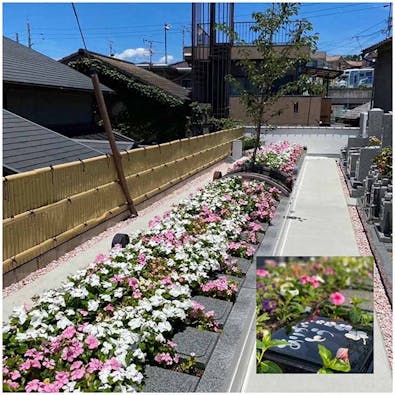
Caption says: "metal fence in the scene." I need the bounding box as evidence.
[3,128,243,273]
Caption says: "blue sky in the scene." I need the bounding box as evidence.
[3,2,391,62]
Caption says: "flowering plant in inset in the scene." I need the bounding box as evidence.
[317,345,351,374]
[255,257,373,375]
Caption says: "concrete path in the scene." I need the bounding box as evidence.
[3,160,231,320]
[240,155,392,392]
[275,156,360,256]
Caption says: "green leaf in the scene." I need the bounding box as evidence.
[256,339,265,350]
[257,360,283,373]
[317,344,332,367]
[317,367,334,374]
[328,358,351,372]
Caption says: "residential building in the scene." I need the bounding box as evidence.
[61,50,191,143]
[362,37,392,112]
[3,37,113,137]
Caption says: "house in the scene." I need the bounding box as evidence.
[3,37,113,137]
[135,60,192,89]
[186,4,332,126]
[362,37,392,112]
[60,50,192,143]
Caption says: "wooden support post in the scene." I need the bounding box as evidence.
[90,72,138,217]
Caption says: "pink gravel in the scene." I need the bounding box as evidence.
[337,161,392,368]
[3,160,230,298]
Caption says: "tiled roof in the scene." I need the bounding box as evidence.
[62,50,190,101]
[72,139,135,154]
[3,110,105,174]
[73,131,135,142]
[3,37,112,92]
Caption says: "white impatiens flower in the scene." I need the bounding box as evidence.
[56,316,73,329]
[114,288,124,298]
[88,300,100,311]
[101,341,113,355]
[158,320,172,333]
[69,287,89,299]
[12,306,28,325]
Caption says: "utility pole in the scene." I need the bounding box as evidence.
[27,21,32,48]
[143,39,153,67]
[182,25,191,52]
[386,3,392,38]
[164,23,171,64]
[109,40,114,56]
[15,32,19,43]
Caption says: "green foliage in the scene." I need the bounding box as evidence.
[68,57,188,144]
[373,147,392,177]
[256,330,288,373]
[241,135,262,151]
[218,3,319,163]
[317,345,351,373]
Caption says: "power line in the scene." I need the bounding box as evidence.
[71,2,88,50]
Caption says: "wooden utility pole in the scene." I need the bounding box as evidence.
[90,71,138,217]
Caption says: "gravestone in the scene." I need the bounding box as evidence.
[143,366,199,392]
[367,108,384,138]
[192,295,233,328]
[347,137,369,150]
[360,112,368,137]
[381,113,392,147]
[172,327,219,369]
[265,316,373,373]
[347,152,360,178]
[339,289,373,312]
[355,147,381,182]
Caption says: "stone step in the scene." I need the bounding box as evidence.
[172,327,220,369]
[142,365,199,392]
[192,295,233,328]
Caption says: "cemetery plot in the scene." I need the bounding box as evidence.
[256,257,374,374]
[3,140,304,393]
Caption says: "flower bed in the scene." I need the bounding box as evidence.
[256,257,374,373]
[233,141,305,177]
[3,176,282,392]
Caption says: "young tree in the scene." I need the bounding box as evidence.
[219,3,319,163]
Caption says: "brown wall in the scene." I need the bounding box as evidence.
[229,95,322,126]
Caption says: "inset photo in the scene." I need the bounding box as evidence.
[255,256,374,374]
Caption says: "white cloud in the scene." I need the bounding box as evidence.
[158,55,174,64]
[114,48,150,60]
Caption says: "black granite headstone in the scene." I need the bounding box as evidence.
[264,316,373,373]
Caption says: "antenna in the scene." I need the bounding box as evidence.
[109,40,114,56]
[15,32,19,43]
[385,3,392,38]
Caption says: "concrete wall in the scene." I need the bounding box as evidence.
[245,125,359,155]
[4,85,94,130]
[328,87,372,105]
[230,96,322,126]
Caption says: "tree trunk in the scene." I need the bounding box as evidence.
[252,121,261,165]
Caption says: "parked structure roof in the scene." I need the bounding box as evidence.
[61,50,190,101]
[3,37,112,93]
[3,110,106,174]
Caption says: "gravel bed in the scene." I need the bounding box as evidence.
[3,161,231,298]
[336,160,393,368]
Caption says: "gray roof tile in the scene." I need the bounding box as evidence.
[3,110,106,174]
[3,36,112,92]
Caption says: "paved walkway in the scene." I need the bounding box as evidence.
[3,160,231,320]
[275,156,360,256]
[241,155,392,392]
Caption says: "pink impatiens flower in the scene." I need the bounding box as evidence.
[256,269,269,278]
[329,292,346,306]
[84,335,99,350]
